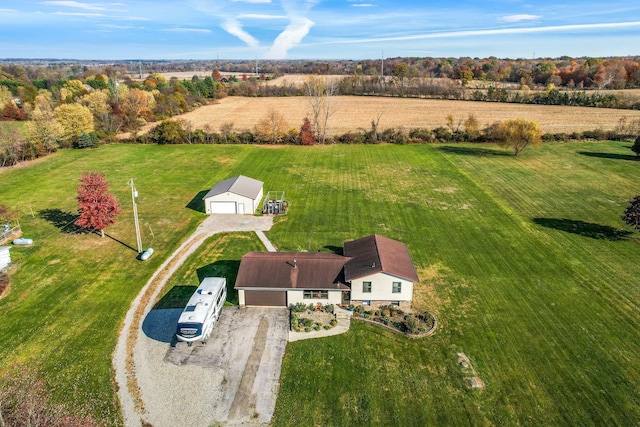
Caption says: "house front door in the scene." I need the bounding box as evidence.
[341,290,351,306]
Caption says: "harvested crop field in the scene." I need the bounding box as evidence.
[138,96,640,136]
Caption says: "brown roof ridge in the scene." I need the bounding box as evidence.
[372,234,384,271]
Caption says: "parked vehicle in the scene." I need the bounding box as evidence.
[176,277,226,346]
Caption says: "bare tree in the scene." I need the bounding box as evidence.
[304,75,338,144]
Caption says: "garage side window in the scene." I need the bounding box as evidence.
[303,290,328,299]
[362,281,372,293]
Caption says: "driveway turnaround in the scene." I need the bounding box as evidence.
[137,307,289,426]
[112,215,280,427]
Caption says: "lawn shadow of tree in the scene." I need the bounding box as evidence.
[578,151,640,161]
[39,208,86,234]
[186,190,209,213]
[533,218,633,241]
[437,146,512,157]
[197,260,241,305]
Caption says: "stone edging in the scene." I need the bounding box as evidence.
[351,313,438,338]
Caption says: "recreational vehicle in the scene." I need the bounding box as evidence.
[176,277,226,346]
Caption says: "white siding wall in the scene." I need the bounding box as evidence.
[350,272,413,302]
[287,289,342,306]
[204,192,254,214]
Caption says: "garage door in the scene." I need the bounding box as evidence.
[245,291,287,307]
[211,201,237,214]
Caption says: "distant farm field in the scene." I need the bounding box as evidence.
[1,142,639,425]
[147,96,640,136]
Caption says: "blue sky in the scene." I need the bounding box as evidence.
[1,1,639,60]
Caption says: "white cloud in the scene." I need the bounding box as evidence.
[352,3,375,7]
[122,16,152,21]
[238,13,287,19]
[499,14,542,23]
[264,16,314,58]
[100,24,144,29]
[222,18,260,48]
[0,9,18,12]
[316,21,640,45]
[231,0,271,3]
[42,1,107,11]
[162,27,212,33]
[53,11,104,16]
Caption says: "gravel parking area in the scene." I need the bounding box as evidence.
[137,307,289,427]
[112,215,280,427]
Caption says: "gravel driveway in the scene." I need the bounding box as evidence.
[113,215,283,427]
[137,307,288,427]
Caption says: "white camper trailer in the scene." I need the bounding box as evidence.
[175,277,226,346]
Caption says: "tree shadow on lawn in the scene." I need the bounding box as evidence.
[578,151,640,161]
[39,209,138,251]
[437,146,512,157]
[39,208,86,234]
[186,190,209,213]
[533,218,633,241]
[197,260,241,305]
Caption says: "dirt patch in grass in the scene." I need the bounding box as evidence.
[434,187,458,193]
[412,263,451,315]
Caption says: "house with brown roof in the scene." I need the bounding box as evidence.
[344,234,419,310]
[235,234,418,309]
[235,252,351,307]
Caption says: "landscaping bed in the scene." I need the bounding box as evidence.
[351,305,436,337]
[290,303,338,332]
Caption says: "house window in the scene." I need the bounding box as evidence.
[303,290,328,299]
[392,282,402,293]
[362,281,372,293]
[362,300,370,306]
[391,301,400,306]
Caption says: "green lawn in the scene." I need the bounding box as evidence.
[0,142,639,425]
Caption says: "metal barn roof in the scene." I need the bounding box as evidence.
[202,175,263,200]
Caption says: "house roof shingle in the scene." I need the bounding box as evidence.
[343,234,419,282]
[202,175,263,200]
[235,252,350,290]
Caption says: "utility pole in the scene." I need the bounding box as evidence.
[128,179,143,253]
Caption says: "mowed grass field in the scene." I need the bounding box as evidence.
[0,141,639,425]
[140,95,640,137]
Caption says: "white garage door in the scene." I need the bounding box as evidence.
[211,201,237,214]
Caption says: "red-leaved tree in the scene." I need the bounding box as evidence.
[298,117,315,146]
[75,172,121,237]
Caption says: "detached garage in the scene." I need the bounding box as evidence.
[203,175,264,215]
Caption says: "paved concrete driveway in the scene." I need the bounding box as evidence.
[137,307,289,427]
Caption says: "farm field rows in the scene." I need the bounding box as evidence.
[140,95,640,136]
[0,142,639,425]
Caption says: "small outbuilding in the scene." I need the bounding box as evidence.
[0,246,11,271]
[202,175,264,215]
